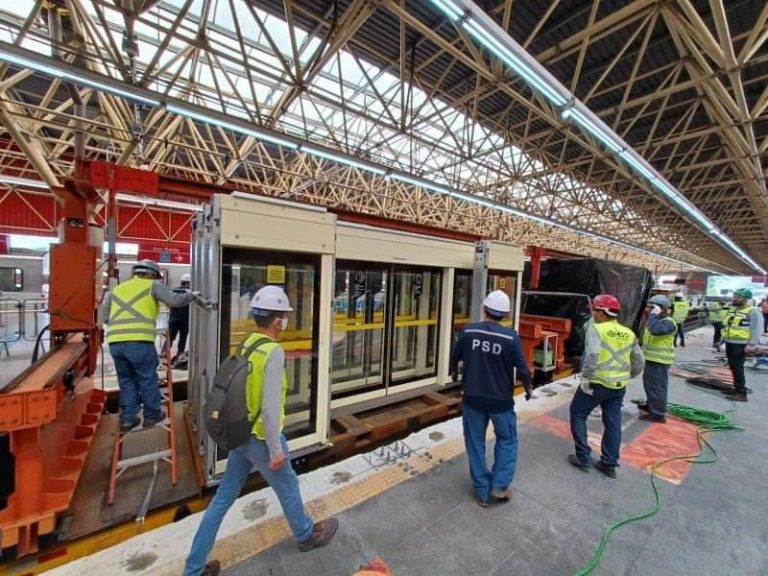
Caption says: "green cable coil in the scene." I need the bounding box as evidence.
[574,393,742,576]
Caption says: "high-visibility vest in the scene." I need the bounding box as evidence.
[591,320,636,389]
[243,333,288,439]
[723,306,755,343]
[642,317,676,365]
[107,277,159,344]
[708,303,727,323]
[672,301,690,324]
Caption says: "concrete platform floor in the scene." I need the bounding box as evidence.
[224,328,768,576]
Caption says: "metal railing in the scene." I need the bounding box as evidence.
[0,297,49,357]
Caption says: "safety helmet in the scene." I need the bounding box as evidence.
[133,259,161,278]
[733,288,753,299]
[593,294,621,316]
[482,290,511,315]
[648,295,671,308]
[180,273,191,283]
[250,285,294,314]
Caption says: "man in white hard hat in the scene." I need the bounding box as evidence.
[450,289,533,507]
[184,285,338,576]
[636,295,677,423]
[102,260,201,433]
[168,272,192,362]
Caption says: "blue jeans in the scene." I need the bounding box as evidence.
[643,361,670,418]
[462,404,518,502]
[569,385,626,468]
[183,436,313,576]
[110,341,161,425]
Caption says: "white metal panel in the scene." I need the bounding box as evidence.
[218,194,336,254]
[487,241,525,272]
[336,223,473,267]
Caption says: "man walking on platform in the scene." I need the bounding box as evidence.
[721,288,763,402]
[638,295,677,423]
[450,290,532,507]
[672,296,689,347]
[568,295,644,479]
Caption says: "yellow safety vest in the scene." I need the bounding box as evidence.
[708,304,727,324]
[107,277,159,344]
[723,306,754,343]
[243,333,288,439]
[642,317,676,365]
[591,320,636,389]
[672,301,690,324]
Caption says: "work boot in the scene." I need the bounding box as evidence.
[120,416,141,434]
[637,403,649,412]
[568,454,591,472]
[490,488,511,502]
[298,518,339,551]
[475,496,490,508]
[202,560,220,576]
[729,393,748,402]
[639,413,667,424]
[143,411,166,429]
[594,461,617,479]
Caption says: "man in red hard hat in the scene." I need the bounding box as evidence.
[568,294,644,479]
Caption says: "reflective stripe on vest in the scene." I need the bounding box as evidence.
[107,277,159,344]
[642,317,676,365]
[592,320,636,389]
[723,306,754,343]
[672,302,690,323]
[243,334,288,439]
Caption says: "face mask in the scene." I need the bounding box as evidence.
[278,317,289,331]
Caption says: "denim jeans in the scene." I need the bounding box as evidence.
[569,385,626,468]
[462,404,518,502]
[643,361,670,418]
[183,435,313,576]
[109,341,161,425]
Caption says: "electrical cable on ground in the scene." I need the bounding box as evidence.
[574,391,742,576]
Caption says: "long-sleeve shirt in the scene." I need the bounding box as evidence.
[723,306,764,346]
[102,280,195,324]
[261,346,285,459]
[580,321,644,389]
[646,313,677,336]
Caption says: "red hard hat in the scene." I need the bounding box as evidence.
[593,294,621,316]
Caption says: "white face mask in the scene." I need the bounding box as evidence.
[278,317,289,331]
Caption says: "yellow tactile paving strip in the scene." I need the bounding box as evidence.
[152,390,572,576]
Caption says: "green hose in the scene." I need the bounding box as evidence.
[574,398,742,576]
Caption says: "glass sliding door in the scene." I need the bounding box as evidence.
[452,270,472,346]
[219,248,320,440]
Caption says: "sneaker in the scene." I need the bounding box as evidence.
[202,560,220,576]
[143,412,166,429]
[594,460,617,479]
[298,518,339,552]
[568,454,592,472]
[490,488,511,502]
[120,417,141,434]
[639,413,667,423]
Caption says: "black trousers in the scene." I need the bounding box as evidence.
[674,324,685,346]
[168,320,189,358]
[711,322,723,347]
[725,342,747,394]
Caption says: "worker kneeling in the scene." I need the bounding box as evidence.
[450,290,532,507]
[183,286,338,576]
[568,295,644,479]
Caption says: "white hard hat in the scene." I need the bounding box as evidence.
[483,290,511,314]
[250,285,294,313]
[133,259,160,278]
[180,273,191,283]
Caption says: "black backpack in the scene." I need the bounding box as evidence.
[203,336,271,451]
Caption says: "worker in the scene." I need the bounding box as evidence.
[168,273,191,362]
[450,290,532,507]
[720,288,763,402]
[671,296,690,347]
[103,260,199,433]
[568,294,644,479]
[761,297,768,334]
[708,298,728,350]
[183,286,338,576]
[638,295,677,423]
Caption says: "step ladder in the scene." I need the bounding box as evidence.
[108,331,178,506]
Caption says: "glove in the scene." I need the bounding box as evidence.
[524,381,533,401]
[651,305,661,315]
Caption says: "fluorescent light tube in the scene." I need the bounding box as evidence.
[430,0,463,21]
[302,146,386,175]
[0,175,49,189]
[392,173,453,196]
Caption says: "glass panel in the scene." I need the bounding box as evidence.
[219,248,319,440]
[452,270,472,345]
[488,271,518,327]
[0,268,23,292]
[331,265,387,398]
[390,268,441,384]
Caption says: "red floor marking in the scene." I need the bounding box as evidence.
[529,413,702,485]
